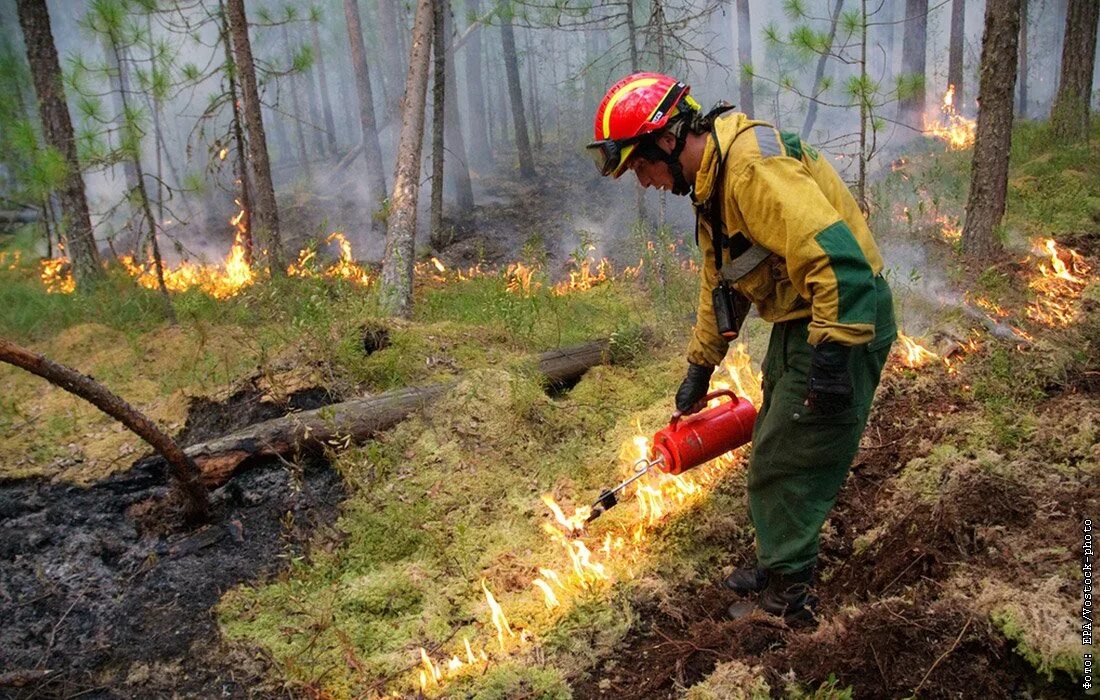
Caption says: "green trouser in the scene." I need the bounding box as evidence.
[747,275,897,575]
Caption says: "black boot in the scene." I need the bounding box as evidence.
[727,566,818,626]
[721,562,768,595]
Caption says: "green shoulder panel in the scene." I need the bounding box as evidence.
[780,131,803,161]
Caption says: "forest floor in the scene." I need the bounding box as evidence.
[0,120,1097,699]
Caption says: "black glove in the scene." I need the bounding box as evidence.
[675,363,714,414]
[805,342,853,414]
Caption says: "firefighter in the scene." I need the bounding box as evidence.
[587,73,897,624]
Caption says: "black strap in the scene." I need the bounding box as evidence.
[704,119,752,273]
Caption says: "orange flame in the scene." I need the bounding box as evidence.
[896,332,940,368]
[923,85,976,150]
[552,257,612,295]
[1027,237,1092,326]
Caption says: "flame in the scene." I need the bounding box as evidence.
[1027,237,1092,326]
[505,262,540,295]
[923,85,976,150]
[481,579,514,652]
[532,578,559,608]
[552,257,612,295]
[933,214,961,242]
[218,147,228,160]
[1,250,22,270]
[896,332,940,368]
[39,257,74,293]
[287,232,372,286]
[541,493,589,535]
[419,647,442,685]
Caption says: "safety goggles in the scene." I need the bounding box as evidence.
[586,137,638,178]
[586,135,671,178]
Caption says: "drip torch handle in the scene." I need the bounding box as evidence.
[668,390,739,430]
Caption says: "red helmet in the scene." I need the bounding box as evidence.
[587,73,696,178]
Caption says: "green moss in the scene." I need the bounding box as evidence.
[685,660,771,700]
[991,606,1084,681]
[446,662,571,699]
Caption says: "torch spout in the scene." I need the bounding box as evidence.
[585,454,664,523]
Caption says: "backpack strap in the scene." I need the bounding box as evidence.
[704,120,772,282]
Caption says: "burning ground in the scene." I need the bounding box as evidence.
[1,123,1098,698]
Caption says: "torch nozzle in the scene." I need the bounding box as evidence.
[584,453,663,524]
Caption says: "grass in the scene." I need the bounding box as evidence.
[2,117,1097,696]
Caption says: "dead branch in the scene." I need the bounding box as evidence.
[0,336,209,523]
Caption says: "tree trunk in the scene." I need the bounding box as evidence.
[281,24,312,181]
[736,0,754,115]
[311,20,338,154]
[154,339,613,485]
[898,0,929,130]
[948,0,965,105]
[380,0,434,318]
[442,0,474,212]
[524,28,543,150]
[625,0,647,223]
[500,11,536,178]
[106,36,175,323]
[344,0,389,222]
[301,34,326,157]
[15,0,102,288]
[1050,0,1099,140]
[375,0,404,109]
[0,337,209,524]
[801,0,845,139]
[430,0,446,247]
[1018,0,1028,118]
[220,0,253,262]
[101,35,143,232]
[463,0,491,166]
[961,0,1020,261]
[226,0,284,271]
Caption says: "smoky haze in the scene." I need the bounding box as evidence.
[0,0,1095,276]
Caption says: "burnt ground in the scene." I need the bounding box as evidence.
[0,388,347,699]
[571,366,1091,699]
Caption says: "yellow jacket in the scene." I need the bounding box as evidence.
[686,112,886,367]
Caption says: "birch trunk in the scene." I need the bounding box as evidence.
[380,0,434,318]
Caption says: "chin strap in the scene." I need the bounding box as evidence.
[655,101,735,196]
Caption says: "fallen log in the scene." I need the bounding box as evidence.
[169,339,611,487]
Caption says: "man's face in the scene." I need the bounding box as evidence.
[625,131,678,192]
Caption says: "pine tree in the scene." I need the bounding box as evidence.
[1049,0,1099,140]
[961,0,1021,261]
[16,0,103,288]
[344,0,389,224]
[226,0,284,270]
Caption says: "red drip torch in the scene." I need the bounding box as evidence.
[585,391,758,523]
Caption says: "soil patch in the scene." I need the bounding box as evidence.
[0,454,346,698]
[769,598,1033,699]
